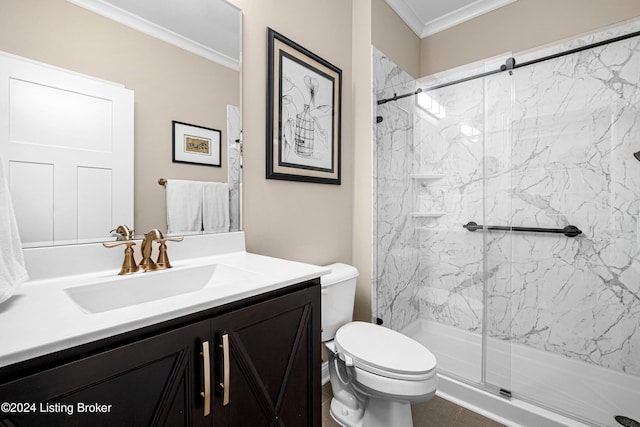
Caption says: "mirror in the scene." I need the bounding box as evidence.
[0,0,242,247]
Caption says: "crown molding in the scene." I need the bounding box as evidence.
[422,0,518,37]
[386,0,518,39]
[66,0,240,71]
[385,0,425,38]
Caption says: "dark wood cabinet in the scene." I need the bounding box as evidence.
[0,282,320,427]
[0,320,210,427]
[212,285,319,426]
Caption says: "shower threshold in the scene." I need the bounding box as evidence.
[403,318,639,427]
[435,373,588,427]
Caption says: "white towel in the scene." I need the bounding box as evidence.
[165,179,203,234]
[203,182,230,233]
[0,158,28,305]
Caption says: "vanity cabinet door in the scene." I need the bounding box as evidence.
[0,320,211,427]
[211,285,321,427]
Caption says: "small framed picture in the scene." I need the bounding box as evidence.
[266,28,342,185]
[172,121,221,167]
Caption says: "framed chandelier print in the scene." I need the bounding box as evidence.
[266,28,342,185]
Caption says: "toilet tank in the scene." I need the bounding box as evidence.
[320,263,359,342]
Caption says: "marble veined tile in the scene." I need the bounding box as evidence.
[373,46,420,331]
[373,24,640,377]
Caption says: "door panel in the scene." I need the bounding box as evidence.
[212,287,320,427]
[0,321,210,427]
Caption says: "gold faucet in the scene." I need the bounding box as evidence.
[140,229,183,272]
[140,229,162,271]
[104,228,183,274]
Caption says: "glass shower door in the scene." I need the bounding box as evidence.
[506,37,640,425]
[413,75,495,387]
[482,71,514,397]
[403,63,517,398]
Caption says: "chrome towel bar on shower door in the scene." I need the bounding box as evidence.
[463,221,583,238]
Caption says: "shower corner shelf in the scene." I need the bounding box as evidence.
[410,212,446,218]
[410,174,446,181]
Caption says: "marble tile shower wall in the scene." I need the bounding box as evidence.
[227,105,241,232]
[373,46,420,331]
[416,79,484,334]
[414,24,640,376]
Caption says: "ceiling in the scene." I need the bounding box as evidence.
[385,0,517,38]
[67,0,241,69]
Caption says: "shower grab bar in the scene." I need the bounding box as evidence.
[463,221,582,238]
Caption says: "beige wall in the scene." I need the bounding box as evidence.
[420,0,640,76]
[0,0,239,234]
[230,0,355,269]
[372,0,420,78]
[351,1,373,322]
[231,0,375,322]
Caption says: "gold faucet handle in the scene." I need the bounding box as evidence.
[110,225,135,240]
[156,236,184,269]
[162,236,184,243]
[103,241,139,275]
[103,241,132,248]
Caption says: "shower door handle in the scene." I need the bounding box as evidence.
[463,221,582,238]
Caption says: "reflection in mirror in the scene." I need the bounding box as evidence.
[0,0,242,248]
[0,52,135,247]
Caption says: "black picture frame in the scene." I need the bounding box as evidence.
[172,120,222,167]
[266,28,342,185]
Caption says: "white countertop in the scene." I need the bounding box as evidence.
[0,233,330,369]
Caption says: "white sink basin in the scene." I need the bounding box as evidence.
[64,264,259,314]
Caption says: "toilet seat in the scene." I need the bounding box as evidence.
[334,322,437,381]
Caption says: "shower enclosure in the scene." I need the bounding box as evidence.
[373,20,640,427]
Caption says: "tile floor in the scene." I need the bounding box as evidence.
[321,383,505,427]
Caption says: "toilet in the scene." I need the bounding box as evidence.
[321,263,437,427]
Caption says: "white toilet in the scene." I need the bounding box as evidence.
[321,263,437,427]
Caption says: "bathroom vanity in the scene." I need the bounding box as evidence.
[0,232,327,426]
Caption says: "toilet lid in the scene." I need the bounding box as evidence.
[334,322,436,380]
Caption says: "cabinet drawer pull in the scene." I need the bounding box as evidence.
[220,333,230,406]
[200,341,211,416]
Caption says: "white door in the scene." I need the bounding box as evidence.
[0,52,134,246]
